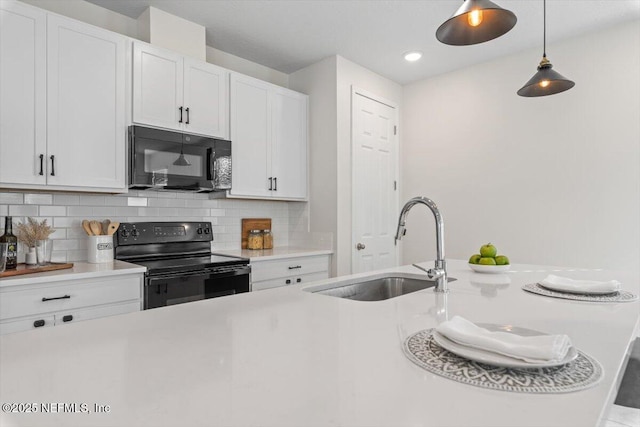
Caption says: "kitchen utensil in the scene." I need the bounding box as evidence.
[107,222,120,236]
[102,219,111,236]
[82,220,93,236]
[89,220,102,236]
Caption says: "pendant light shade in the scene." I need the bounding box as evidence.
[173,143,191,166]
[518,0,574,97]
[436,0,517,46]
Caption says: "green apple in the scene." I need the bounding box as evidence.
[495,255,510,265]
[479,243,497,258]
[479,257,497,265]
[469,254,482,264]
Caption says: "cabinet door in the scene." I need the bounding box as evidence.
[0,1,47,185]
[183,58,228,139]
[132,42,183,131]
[46,15,126,189]
[271,88,308,199]
[229,73,271,198]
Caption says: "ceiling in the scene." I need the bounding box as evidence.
[86,0,640,84]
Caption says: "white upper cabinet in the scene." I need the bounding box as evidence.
[0,1,127,192]
[133,42,229,139]
[0,1,47,186]
[46,15,126,189]
[229,73,308,201]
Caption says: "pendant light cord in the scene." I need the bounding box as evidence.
[543,0,546,58]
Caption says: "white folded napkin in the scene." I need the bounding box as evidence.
[435,316,572,363]
[539,274,621,294]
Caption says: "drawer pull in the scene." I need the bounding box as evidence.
[42,295,71,302]
[296,278,301,283]
[288,265,302,270]
[33,319,46,328]
[62,315,73,322]
[286,279,291,284]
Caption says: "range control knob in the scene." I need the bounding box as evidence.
[197,228,203,234]
[131,229,139,237]
[204,228,211,234]
[121,229,130,238]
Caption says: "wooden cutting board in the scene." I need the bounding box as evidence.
[0,263,74,278]
[241,218,272,249]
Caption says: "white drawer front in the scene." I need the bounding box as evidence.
[0,275,141,320]
[253,271,329,292]
[55,301,140,326]
[251,255,329,282]
[0,315,55,335]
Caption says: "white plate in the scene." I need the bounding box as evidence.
[468,263,511,274]
[432,323,578,369]
[537,283,620,296]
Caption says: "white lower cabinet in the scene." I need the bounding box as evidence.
[251,254,330,291]
[0,274,142,335]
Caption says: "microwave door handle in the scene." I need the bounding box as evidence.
[207,148,214,180]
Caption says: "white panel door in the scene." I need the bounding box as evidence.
[183,58,228,139]
[0,1,46,185]
[271,87,307,199]
[132,42,183,131]
[229,73,271,198]
[46,15,126,189]
[352,91,398,274]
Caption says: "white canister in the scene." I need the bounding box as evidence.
[87,235,114,263]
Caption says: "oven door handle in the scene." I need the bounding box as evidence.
[205,266,250,277]
[148,270,214,281]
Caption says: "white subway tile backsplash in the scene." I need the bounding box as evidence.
[2,190,302,261]
[9,205,38,216]
[128,197,148,207]
[39,206,67,217]
[0,192,24,204]
[53,194,80,205]
[24,193,53,205]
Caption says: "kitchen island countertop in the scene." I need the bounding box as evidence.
[0,260,638,427]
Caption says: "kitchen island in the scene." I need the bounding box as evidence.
[0,260,638,427]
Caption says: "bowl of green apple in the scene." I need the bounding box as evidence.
[468,243,511,273]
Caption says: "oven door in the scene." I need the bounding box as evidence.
[145,266,250,310]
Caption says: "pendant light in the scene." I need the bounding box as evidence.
[517,0,575,97]
[436,0,517,46]
[173,142,191,166]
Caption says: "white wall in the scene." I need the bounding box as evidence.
[401,20,640,275]
[290,55,402,276]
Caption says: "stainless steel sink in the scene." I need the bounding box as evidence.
[306,276,456,301]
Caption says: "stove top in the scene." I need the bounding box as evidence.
[113,221,249,275]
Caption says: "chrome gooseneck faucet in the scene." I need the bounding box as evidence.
[395,196,448,293]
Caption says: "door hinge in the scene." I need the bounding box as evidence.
[394,180,397,190]
[394,125,397,135]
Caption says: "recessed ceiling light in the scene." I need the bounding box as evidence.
[404,51,422,62]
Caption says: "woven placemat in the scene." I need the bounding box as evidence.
[403,329,602,394]
[523,283,638,303]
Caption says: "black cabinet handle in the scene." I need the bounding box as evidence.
[42,295,70,302]
[286,279,291,284]
[62,315,73,322]
[296,278,302,283]
[268,177,273,191]
[273,177,277,191]
[39,154,44,176]
[288,265,302,270]
[50,155,55,176]
[185,107,190,124]
[33,319,46,328]
[179,106,183,123]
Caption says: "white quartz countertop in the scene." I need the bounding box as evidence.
[0,260,638,427]
[214,246,333,261]
[0,260,146,288]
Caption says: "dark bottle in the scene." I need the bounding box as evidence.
[1,216,18,269]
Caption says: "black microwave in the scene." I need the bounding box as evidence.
[129,126,231,192]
